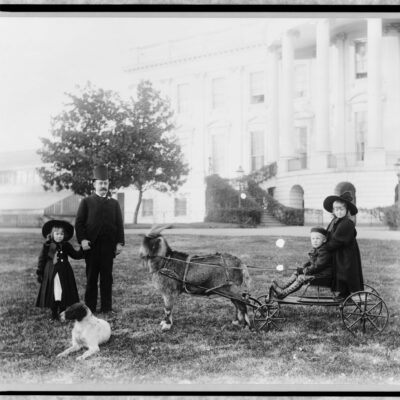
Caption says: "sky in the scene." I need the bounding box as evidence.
[0,15,269,152]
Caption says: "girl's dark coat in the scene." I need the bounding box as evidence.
[35,241,83,310]
[326,217,364,294]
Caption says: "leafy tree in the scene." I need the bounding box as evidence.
[38,80,189,224]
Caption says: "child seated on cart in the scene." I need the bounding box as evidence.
[271,227,333,299]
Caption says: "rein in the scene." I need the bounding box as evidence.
[152,255,295,272]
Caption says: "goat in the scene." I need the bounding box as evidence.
[139,225,252,331]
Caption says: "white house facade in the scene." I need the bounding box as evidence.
[122,17,400,225]
[0,150,81,227]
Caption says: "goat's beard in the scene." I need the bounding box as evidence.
[144,258,164,273]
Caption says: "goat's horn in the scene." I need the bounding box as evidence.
[147,224,172,237]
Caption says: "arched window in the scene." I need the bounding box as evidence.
[289,185,304,209]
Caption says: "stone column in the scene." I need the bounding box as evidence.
[268,44,280,163]
[312,19,330,169]
[334,33,347,165]
[279,29,297,172]
[366,18,385,166]
[230,66,245,176]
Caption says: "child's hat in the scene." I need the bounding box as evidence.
[310,226,328,236]
[42,219,74,241]
[323,191,358,216]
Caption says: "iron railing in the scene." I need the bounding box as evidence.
[327,153,362,169]
[288,155,308,171]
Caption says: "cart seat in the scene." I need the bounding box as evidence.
[308,276,332,288]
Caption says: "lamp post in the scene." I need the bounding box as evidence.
[395,158,400,208]
[236,166,246,208]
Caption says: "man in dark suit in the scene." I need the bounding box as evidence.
[75,165,125,313]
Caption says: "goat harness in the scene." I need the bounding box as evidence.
[156,254,235,296]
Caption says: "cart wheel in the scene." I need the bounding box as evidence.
[340,291,389,336]
[239,295,262,325]
[253,300,283,332]
[362,283,380,296]
[256,294,271,305]
[246,296,262,308]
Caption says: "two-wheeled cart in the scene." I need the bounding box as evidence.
[250,281,389,336]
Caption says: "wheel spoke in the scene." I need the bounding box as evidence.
[365,311,387,319]
[257,320,269,330]
[253,301,282,332]
[364,299,382,314]
[269,309,279,318]
[341,291,389,335]
[364,314,381,332]
[346,314,363,330]
[343,310,363,319]
[347,297,364,313]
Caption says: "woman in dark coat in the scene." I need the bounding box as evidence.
[323,191,364,298]
[36,220,84,320]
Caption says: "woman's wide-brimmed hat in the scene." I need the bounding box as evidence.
[42,219,74,241]
[323,191,358,216]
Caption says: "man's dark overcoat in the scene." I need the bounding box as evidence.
[75,194,124,312]
[325,217,364,294]
[75,194,124,247]
[36,241,83,310]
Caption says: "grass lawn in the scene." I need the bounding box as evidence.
[0,231,399,388]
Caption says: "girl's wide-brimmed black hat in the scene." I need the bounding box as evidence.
[323,191,358,216]
[42,219,74,241]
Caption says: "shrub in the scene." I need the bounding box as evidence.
[205,173,304,226]
[246,162,277,184]
[246,179,304,226]
[204,207,262,226]
[205,175,262,225]
[205,174,238,211]
[382,204,400,229]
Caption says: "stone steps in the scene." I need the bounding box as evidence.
[259,210,286,227]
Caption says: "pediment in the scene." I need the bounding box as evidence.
[294,110,314,119]
[246,115,267,128]
[347,91,367,104]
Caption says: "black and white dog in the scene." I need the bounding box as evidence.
[57,302,111,360]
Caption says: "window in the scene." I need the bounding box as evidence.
[294,126,308,169]
[294,127,307,156]
[355,40,367,79]
[177,133,190,164]
[174,198,187,216]
[250,130,264,171]
[355,111,366,161]
[249,72,265,104]
[294,64,308,98]
[0,170,17,185]
[211,78,225,109]
[210,133,225,175]
[141,199,153,217]
[177,83,190,114]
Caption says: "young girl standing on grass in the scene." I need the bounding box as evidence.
[35,220,83,320]
[323,191,364,299]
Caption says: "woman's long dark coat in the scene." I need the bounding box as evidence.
[35,241,83,311]
[325,217,364,294]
